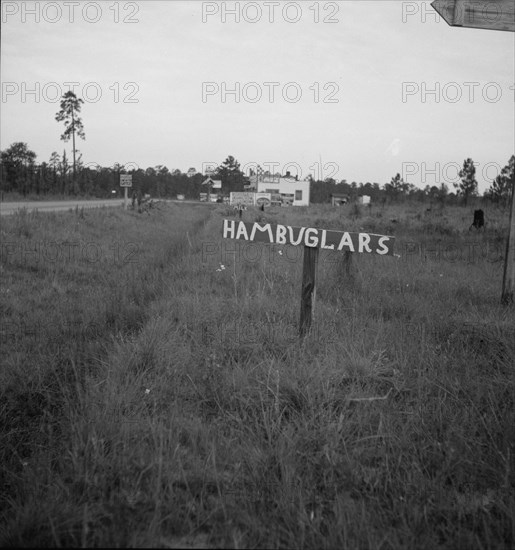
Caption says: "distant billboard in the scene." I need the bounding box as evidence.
[255,193,272,207]
[230,192,255,207]
[230,192,272,207]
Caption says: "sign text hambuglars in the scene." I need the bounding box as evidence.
[222,219,395,256]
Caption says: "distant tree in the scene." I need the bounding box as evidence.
[55,91,85,188]
[446,191,458,205]
[310,178,336,203]
[406,183,420,199]
[371,182,381,202]
[36,162,49,195]
[362,182,374,199]
[384,173,408,202]
[155,165,169,175]
[437,183,448,205]
[112,162,123,174]
[49,151,60,170]
[454,158,478,205]
[216,155,246,193]
[47,152,61,194]
[0,142,37,195]
[334,179,351,196]
[1,142,37,168]
[60,149,70,194]
[70,150,85,194]
[485,155,514,207]
[155,165,170,197]
[78,159,95,196]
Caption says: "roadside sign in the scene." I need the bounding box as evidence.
[431,0,515,32]
[222,219,396,337]
[230,192,255,207]
[120,175,132,187]
[120,174,132,210]
[222,220,395,256]
[255,193,272,207]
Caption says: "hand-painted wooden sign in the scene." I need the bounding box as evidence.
[222,219,395,256]
[222,218,396,337]
[431,0,515,32]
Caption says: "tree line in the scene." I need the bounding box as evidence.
[2,143,512,207]
[0,146,244,200]
[1,91,513,205]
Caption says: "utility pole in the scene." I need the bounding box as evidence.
[501,177,515,304]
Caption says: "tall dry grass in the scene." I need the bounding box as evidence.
[1,201,513,548]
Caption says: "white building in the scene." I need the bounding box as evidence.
[253,172,310,206]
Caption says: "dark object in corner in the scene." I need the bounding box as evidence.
[470,209,485,231]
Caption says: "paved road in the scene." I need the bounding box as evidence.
[0,199,127,216]
[0,198,221,216]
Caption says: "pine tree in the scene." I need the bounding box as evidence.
[454,158,478,205]
[55,91,85,191]
[485,155,515,207]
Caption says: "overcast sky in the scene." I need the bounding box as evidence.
[1,0,514,192]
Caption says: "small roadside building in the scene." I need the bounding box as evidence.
[254,172,310,206]
[200,177,222,201]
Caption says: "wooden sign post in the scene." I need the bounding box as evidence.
[501,178,515,304]
[120,174,132,210]
[300,245,319,337]
[222,219,395,337]
[431,0,515,32]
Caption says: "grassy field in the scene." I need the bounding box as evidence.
[1,201,514,548]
